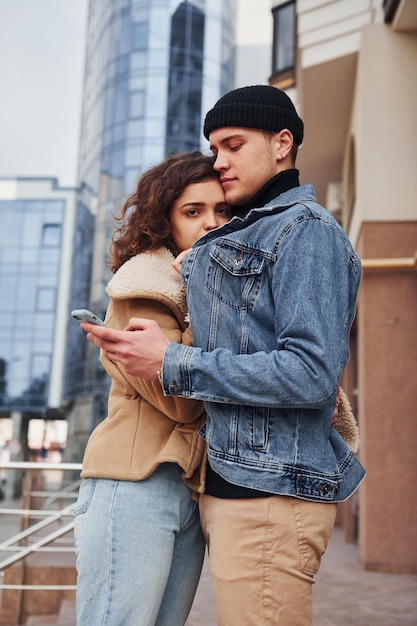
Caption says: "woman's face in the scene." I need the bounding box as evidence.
[169,179,231,255]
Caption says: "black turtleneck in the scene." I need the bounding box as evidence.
[204,168,300,500]
[233,168,300,217]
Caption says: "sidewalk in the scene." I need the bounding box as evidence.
[186,526,417,626]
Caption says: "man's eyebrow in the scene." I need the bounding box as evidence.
[210,134,245,151]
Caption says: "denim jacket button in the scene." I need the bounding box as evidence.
[169,380,180,394]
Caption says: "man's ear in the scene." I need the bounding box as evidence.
[275,129,293,161]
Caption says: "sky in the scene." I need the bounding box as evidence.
[0,0,88,187]
[0,0,271,188]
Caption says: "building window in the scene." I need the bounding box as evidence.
[270,1,296,89]
[37,288,56,311]
[129,91,145,118]
[133,22,147,50]
[42,223,61,247]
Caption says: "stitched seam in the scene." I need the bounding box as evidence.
[262,499,272,625]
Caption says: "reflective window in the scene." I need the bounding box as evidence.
[126,119,144,139]
[110,148,125,177]
[272,1,296,75]
[16,277,37,310]
[129,91,145,118]
[42,224,61,247]
[0,273,17,306]
[2,210,22,246]
[31,354,50,379]
[113,123,126,143]
[37,288,56,311]
[115,90,128,124]
[130,52,147,71]
[124,167,140,192]
[165,1,205,155]
[22,213,41,247]
[117,54,130,74]
[133,22,147,50]
[39,248,60,267]
[125,143,141,167]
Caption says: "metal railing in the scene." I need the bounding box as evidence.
[0,461,82,625]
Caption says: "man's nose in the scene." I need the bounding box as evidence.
[213,152,227,171]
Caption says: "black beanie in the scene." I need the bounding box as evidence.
[203,85,304,146]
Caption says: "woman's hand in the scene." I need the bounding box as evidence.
[172,248,192,274]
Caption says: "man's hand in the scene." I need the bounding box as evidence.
[80,318,170,380]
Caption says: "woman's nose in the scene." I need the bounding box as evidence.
[204,212,220,230]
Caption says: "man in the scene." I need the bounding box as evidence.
[82,85,366,625]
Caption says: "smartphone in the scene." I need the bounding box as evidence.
[71,309,107,326]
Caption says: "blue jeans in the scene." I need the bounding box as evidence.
[74,464,205,626]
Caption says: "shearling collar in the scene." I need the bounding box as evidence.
[106,247,188,322]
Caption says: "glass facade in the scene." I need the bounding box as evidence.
[66,0,236,424]
[0,197,64,412]
[63,193,95,402]
[165,1,205,155]
[78,0,235,201]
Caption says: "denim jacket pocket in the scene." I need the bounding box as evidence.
[207,241,265,311]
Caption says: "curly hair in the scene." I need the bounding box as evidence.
[109,151,220,273]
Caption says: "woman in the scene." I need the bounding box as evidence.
[74,151,231,626]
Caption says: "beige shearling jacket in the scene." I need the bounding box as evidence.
[80,247,206,493]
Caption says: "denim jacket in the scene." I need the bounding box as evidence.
[162,183,366,502]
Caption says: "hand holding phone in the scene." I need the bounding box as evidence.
[71,309,107,326]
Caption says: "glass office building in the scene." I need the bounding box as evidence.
[0,178,79,457]
[64,0,236,434]
[76,0,236,307]
[0,195,63,412]
[78,0,235,196]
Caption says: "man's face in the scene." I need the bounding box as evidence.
[209,127,281,206]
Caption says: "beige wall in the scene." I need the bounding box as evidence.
[349,25,417,245]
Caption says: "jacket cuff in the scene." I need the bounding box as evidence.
[161,342,194,396]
